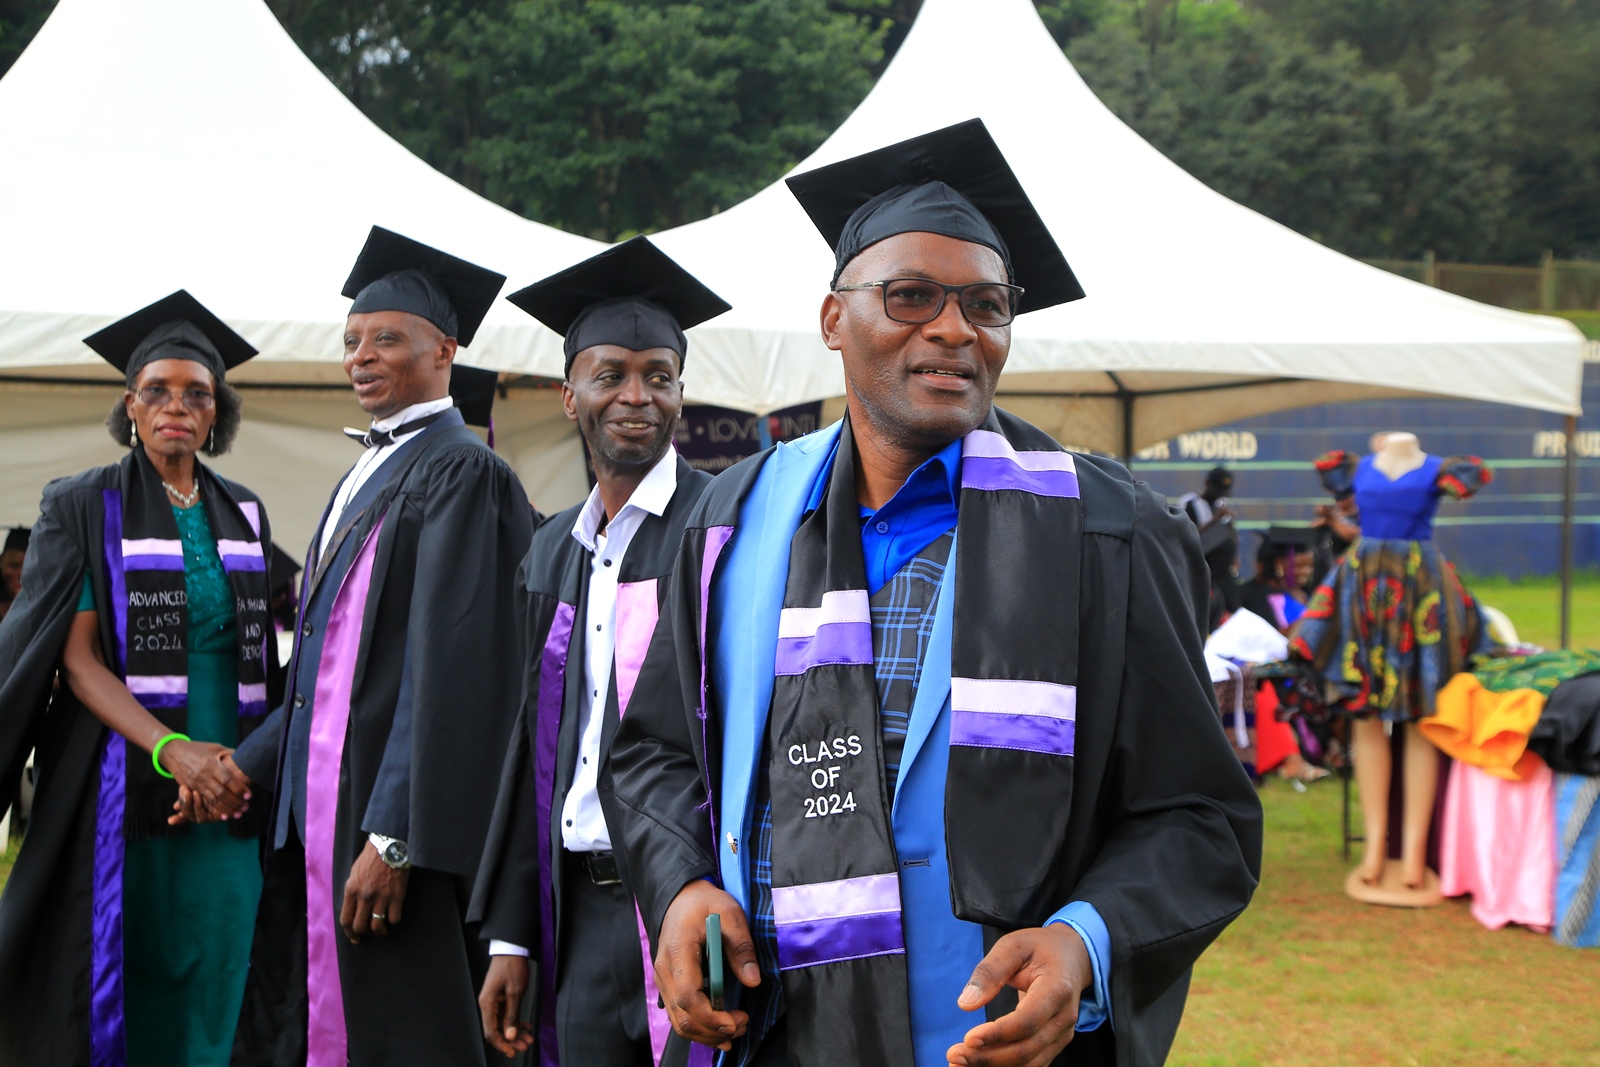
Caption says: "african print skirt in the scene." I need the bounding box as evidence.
[1290,537,1493,723]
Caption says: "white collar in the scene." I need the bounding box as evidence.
[370,394,454,434]
[571,447,680,552]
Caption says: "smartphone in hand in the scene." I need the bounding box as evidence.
[705,913,725,1010]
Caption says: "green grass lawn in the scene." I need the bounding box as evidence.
[1538,309,1600,340]
[1170,778,1600,1066]
[1468,573,1600,650]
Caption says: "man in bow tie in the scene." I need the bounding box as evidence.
[226,227,534,1066]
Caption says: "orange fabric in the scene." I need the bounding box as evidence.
[1254,684,1299,775]
[1420,674,1546,781]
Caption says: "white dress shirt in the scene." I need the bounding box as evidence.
[561,447,679,852]
[320,395,455,558]
[490,447,679,959]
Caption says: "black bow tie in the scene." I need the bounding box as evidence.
[343,409,450,449]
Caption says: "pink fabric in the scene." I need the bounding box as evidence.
[633,903,671,1064]
[1440,757,1555,932]
[614,578,670,1061]
[304,518,385,1067]
[614,578,660,718]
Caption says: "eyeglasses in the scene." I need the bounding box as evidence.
[136,386,215,410]
[833,278,1025,328]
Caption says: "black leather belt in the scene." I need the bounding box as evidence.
[567,849,622,886]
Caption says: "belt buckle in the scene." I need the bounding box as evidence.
[586,851,622,886]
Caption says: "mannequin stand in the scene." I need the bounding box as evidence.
[1344,861,1444,907]
[1342,721,1451,908]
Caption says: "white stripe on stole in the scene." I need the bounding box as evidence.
[777,589,871,638]
[962,429,1079,472]
[950,677,1077,720]
[121,538,184,556]
[216,539,264,558]
[126,675,188,695]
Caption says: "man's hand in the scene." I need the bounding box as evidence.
[655,880,761,1052]
[946,924,1093,1067]
[339,841,410,944]
[479,954,535,1058]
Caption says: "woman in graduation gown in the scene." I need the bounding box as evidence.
[0,292,279,1067]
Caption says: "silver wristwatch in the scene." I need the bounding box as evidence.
[369,833,411,870]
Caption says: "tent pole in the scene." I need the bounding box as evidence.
[1561,414,1577,649]
[1121,395,1135,466]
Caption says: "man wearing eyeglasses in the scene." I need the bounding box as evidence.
[606,120,1262,1067]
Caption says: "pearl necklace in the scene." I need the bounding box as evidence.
[163,481,199,508]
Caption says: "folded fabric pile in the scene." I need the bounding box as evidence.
[1554,773,1600,948]
[1421,675,1546,781]
[1428,652,1600,945]
[1530,671,1600,776]
[1540,672,1600,949]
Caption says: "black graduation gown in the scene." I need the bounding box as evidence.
[468,456,711,1066]
[0,459,276,1067]
[231,414,534,1066]
[608,428,1263,1067]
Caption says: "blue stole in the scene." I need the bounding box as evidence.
[710,423,984,1063]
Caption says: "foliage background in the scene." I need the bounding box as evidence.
[3,0,1598,260]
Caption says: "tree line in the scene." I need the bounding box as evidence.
[3,0,1596,263]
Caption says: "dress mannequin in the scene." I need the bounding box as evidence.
[1371,431,1426,480]
[1352,433,1442,903]
[1294,433,1496,907]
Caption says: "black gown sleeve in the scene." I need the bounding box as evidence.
[403,446,534,877]
[231,706,283,786]
[468,561,553,948]
[0,480,96,806]
[469,702,542,946]
[606,529,720,945]
[1073,486,1263,1067]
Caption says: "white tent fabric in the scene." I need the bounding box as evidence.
[0,0,1585,550]
[0,0,603,383]
[651,0,1586,451]
[0,0,601,554]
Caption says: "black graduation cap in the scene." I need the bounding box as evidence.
[82,290,258,386]
[1256,525,1319,563]
[341,226,507,348]
[785,119,1085,313]
[268,541,302,594]
[3,527,29,554]
[504,236,731,373]
[449,363,500,428]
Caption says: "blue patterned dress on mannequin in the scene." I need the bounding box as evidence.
[1292,450,1496,723]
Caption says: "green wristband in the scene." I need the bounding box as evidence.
[151,733,191,779]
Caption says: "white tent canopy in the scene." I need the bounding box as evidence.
[0,0,603,383]
[0,0,1585,552]
[653,0,1586,452]
[0,0,605,552]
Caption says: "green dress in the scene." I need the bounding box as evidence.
[82,502,263,1066]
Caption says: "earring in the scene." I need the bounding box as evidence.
[208,427,215,453]
[130,422,137,446]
